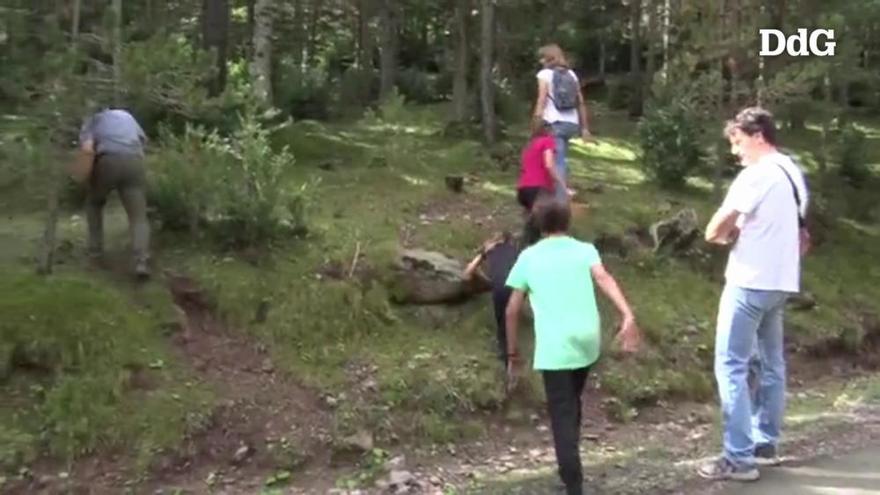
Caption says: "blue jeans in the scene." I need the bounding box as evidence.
[549,121,580,201]
[714,284,789,468]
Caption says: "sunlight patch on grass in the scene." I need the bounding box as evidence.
[574,139,638,161]
[400,174,429,186]
[854,122,880,138]
[480,180,516,196]
[687,176,715,192]
[362,123,436,136]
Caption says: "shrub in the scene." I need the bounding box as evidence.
[119,35,243,134]
[607,77,634,111]
[836,123,871,187]
[395,68,439,104]
[336,67,379,117]
[637,102,705,189]
[274,64,332,120]
[148,108,308,248]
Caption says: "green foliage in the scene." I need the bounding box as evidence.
[120,35,245,134]
[0,268,211,466]
[835,123,871,186]
[211,111,306,247]
[607,77,635,111]
[0,425,35,471]
[337,67,379,116]
[335,448,390,490]
[149,108,308,248]
[396,68,440,104]
[636,102,705,189]
[274,64,332,120]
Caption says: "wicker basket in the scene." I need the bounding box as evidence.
[67,149,95,184]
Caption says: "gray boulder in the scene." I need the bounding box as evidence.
[389,249,488,304]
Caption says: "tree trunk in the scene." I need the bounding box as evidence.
[251,0,273,103]
[201,0,229,96]
[247,0,255,57]
[479,0,496,145]
[306,0,321,66]
[378,0,399,99]
[71,0,81,42]
[818,72,832,174]
[645,0,657,94]
[714,0,728,200]
[356,0,374,69]
[628,0,643,118]
[451,0,470,121]
[755,1,765,106]
[661,0,670,82]
[38,0,81,276]
[113,0,123,105]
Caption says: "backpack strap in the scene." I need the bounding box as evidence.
[775,163,806,228]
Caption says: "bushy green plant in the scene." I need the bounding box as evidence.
[148,124,225,232]
[212,111,305,247]
[275,64,332,120]
[607,76,634,111]
[637,102,706,188]
[836,123,871,187]
[120,35,241,133]
[395,68,439,104]
[149,108,308,248]
[0,425,36,470]
[336,67,379,116]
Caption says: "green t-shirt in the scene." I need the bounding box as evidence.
[505,236,602,370]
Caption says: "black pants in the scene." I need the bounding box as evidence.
[516,186,545,211]
[491,287,512,363]
[517,186,547,247]
[542,367,590,495]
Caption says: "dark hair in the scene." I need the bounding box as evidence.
[724,106,777,145]
[531,192,570,234]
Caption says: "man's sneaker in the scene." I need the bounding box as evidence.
[697,456,760,481]
[755,444,781,466]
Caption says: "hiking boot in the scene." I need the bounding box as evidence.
[755,444,781,466]
[697,456,759,481]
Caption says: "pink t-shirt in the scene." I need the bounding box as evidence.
[518,135,555,189]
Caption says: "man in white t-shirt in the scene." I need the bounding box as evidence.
[699,107,809,482]
[532,44,592,201]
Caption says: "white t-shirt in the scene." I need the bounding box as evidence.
[537,68,580,125]
[722,151,807,293]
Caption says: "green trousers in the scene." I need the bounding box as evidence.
[86,153,150,266]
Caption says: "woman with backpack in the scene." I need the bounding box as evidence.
[533,44,592,201]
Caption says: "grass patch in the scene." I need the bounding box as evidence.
[0,266,213,472]
[2,100,879,467]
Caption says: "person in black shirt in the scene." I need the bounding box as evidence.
[464,231,522,365]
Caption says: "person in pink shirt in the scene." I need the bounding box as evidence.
[517,121,570,244]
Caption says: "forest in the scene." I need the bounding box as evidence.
[1,0,879,493]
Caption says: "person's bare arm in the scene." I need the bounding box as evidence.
[591,264,640,352]
[591,264,634,320]
[505,289,526,358]
[463,252,490,285]
[705,208,740,245]
[79,138,95,153]
[542,148,565,191]
[533,79,550,121]
[577,88,591,139]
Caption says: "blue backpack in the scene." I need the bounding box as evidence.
[550,67,579,111]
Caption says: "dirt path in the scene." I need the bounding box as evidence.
[719,446,880,495]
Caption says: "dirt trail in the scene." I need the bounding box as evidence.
[133,272,336,493]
